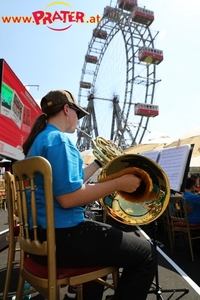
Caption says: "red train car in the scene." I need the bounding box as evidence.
[132,6,154,26]
[134,103,159,117]
[138,47,164,65]
[85,55,98,64]
[118,0,138,11]
[93,29,107,39]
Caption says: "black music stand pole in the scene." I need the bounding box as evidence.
[147,221,189,300]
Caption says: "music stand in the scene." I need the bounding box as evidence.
[146,221,189,300]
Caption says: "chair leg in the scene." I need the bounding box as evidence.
[168,228,173,250]
[76,284,83,300]
[112,270,119,289]
[2,244,16,300]
[164,225,173,249]
[188,233,194,262]
[56,286,61,300]
[171,230,175,253]
[16,275,25,300]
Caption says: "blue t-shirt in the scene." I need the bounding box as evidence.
[183,191,200,224]
[26,124,85,229]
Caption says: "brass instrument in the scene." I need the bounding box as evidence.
[77,129,170,226]
[92,136,124,163]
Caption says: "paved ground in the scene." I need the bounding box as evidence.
[1,209,200,299]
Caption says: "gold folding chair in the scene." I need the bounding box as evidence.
[161,206,173,249]
[168,196,200,262]
[2,172,20,300]
[13,156,118,300]
[0,178,6,210]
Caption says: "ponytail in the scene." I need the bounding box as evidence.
[23,95,65,156]
[23,114,47,156]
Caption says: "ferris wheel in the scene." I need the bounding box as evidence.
[76,0,163,151]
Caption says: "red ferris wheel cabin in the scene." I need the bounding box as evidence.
[132,6,154,26]
[104,6,121,22]
[138,46,164,65]
[93,29,107,39]
[134,103,159,117]
[85,55,98,64]
[80,82,91,89]
[118,0,138,11]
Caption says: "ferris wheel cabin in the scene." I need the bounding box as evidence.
[93,29,107,39]
[138,47,164,65]
[85,55,98,64]
[80,81,91,89]
[134,103,159,117]
[132,6,154,26]
[118,0,138,11]
[104,6,121,22]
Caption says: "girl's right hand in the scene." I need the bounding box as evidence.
[116,174,141,193]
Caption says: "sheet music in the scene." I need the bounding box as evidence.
[157,145,191,191]
[139,150,160,163]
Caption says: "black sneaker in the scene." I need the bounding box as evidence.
[63,285,77,299]
[105,296,114,300]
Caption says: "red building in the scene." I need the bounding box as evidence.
[0,59,41,161]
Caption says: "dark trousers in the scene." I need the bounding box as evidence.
[54,220,157,300]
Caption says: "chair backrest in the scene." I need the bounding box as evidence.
[5,172,18,235]
[0,178,5,191]
[12,156,57,288]
[168,196,188,224]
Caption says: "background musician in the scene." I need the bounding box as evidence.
[183,177,200,223]
[190,174,200,194]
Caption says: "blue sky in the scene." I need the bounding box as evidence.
[1,0,200,145]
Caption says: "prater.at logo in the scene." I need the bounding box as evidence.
[32,1,101,31]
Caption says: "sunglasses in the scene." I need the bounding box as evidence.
[68,104,80,118]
